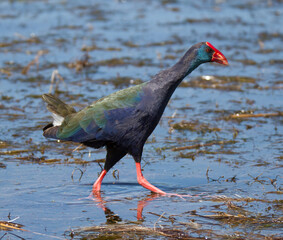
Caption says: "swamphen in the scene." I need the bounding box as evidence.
[42,42,228,196]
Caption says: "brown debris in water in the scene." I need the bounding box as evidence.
[95,75,143,88]
[0,68,12,76]
[0,219,65,239]
[95,57,153,67]
[170,120,221,133]
[48,70,66,93]
[0,149,31,155]
[180,75,257,91]
[172,140,237,152]
[193,210,283,228]
[0,220,25,231]
[21,50,49,75]
[71,224,202,239]
[67,53,92,72]
[228,111,283,119]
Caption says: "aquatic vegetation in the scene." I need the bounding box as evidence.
[0,0,282,239]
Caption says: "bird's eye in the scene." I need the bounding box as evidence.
[206,48,212,53]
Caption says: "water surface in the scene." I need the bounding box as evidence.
[0,0,282,239]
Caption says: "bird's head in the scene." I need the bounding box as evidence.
[196,42,228,65]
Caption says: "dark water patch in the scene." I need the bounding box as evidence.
[256,48,275,54]
[66,53,93,73]
[94,76,143,89]
[0,0,282,239]
[85,6,109,22]
[185,18,212,23]
[0,36,42,49]
[269,59,283,65]
[258,31,283,41]
[178,149,237,160]
[53,24,82,30]
[0,149,31,156]
[172,140,238,162]
[0,67,12,77]
[14,74,46,83]
[0,113,26,121]
[0,140,12,149]
[70,224,203,240]
[25,94,44,99]
[0,14,17,19]
[172,140,237,152]
[147,39,180,47]
[121,35,183,48]
[81,45,122,52]
[170,120,221,133]
[163,54,178,60]
[122,41,140,48]
[236,59,258,65]
[95,57,154,67]
[68,194,283,240]
[180,75,257,91]
[1,95,13,101]
[224,111,283,121]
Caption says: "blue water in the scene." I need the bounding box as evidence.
[0,0,282,239]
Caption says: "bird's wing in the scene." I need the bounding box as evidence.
[56,83,146,142]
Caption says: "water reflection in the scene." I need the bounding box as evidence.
[92,191,161,221]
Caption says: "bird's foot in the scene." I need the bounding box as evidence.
[88,191,107,211]
[76,192,100,201]
[87,193,98,201]
[77,195,95,201]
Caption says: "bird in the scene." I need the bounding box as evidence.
[42,42,228,196]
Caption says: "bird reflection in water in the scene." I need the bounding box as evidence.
[91,190,162,221]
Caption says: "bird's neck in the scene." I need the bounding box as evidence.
[170,53,201,85]
[150,49,201,98]
[140,49,202,137]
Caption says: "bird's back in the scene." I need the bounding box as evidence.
[43,82,155,151]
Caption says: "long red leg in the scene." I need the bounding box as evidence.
[136,162,166,195]
[92,170,107,193]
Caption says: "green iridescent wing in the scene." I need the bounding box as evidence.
[56,83,146,142]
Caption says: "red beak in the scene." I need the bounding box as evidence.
[206,42,229,65]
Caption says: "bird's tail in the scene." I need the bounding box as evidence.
[42,94,76,137]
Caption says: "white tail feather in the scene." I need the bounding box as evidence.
[51,113,64,126]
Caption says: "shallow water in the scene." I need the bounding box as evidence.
[0,0,282,239]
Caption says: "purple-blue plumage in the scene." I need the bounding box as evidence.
[42,42,228,195]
